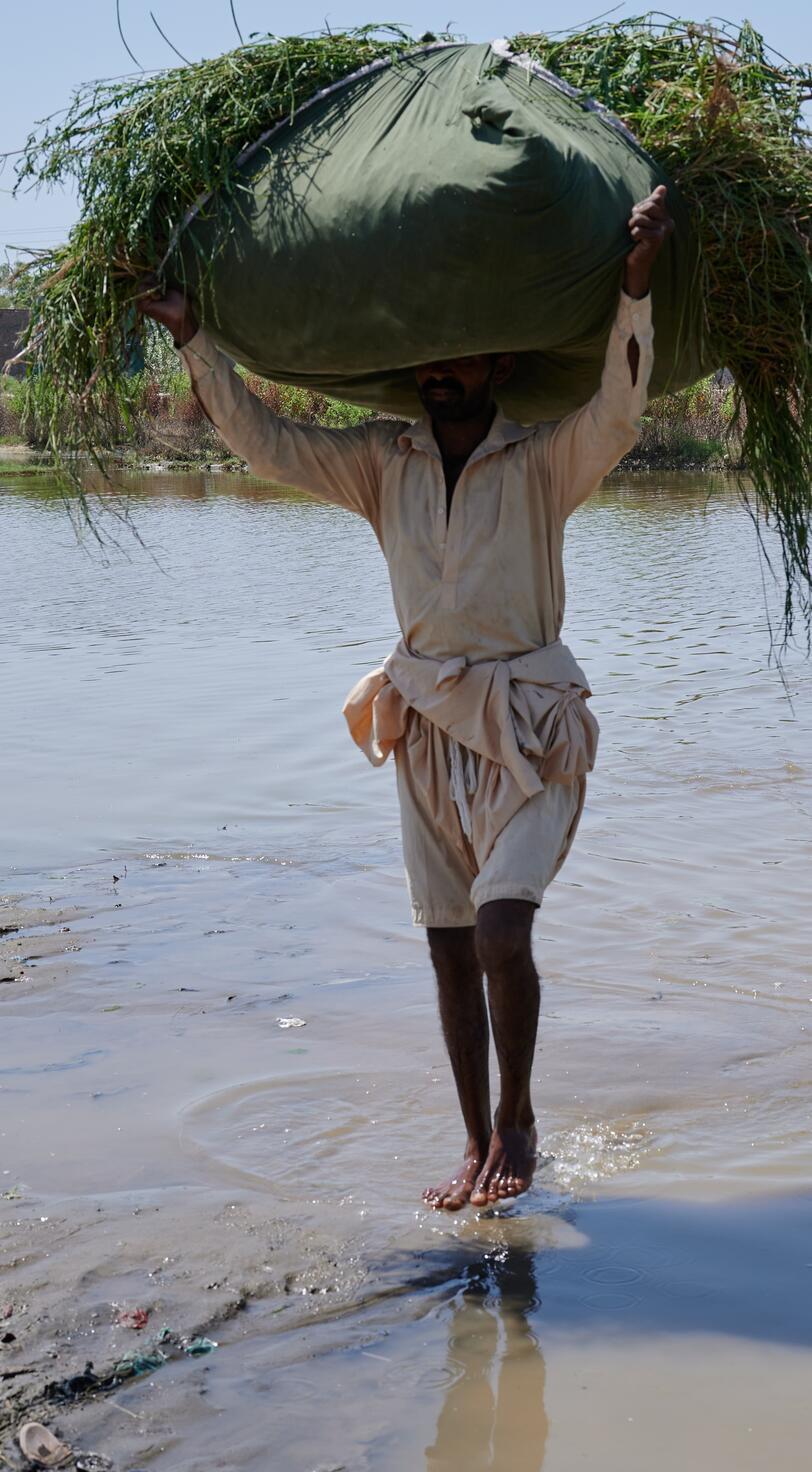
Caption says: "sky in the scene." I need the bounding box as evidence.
[1,0,811,258]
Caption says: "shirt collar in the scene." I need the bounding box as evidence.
[396,407,535,460]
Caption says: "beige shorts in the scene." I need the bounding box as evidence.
[395,738,585,928]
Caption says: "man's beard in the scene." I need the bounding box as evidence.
[417,373,495,422]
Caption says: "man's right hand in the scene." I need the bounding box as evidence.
[137,282,198,347]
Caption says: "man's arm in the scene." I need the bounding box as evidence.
[542,186,673,519]
[139,288,382,527]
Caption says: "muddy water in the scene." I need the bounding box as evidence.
[1,469,811,1470]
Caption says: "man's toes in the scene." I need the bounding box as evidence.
[470,1173,491,1207]
[424,1170,478,1210]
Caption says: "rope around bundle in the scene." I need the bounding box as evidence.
[7,16,812,642]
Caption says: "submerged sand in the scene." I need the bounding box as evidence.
[3,877,812,1469]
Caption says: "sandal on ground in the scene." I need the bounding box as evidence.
[17,1421,73,1468]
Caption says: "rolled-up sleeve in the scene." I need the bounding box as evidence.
[541,291,655,519]
[179,330,381,526]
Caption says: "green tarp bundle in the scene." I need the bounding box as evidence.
[184,41,710,422]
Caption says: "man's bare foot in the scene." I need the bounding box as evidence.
[469,1124,538,1207]
[423,1150,485,1212]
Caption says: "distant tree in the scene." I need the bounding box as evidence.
[0,261,17,309]
[0,255,57,310]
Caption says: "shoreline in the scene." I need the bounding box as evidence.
[0,447,739,476]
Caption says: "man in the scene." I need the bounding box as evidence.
[143,185,672,1212]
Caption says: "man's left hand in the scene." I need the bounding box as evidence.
[623,184,674,299]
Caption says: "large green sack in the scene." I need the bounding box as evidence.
[184,41,711,421]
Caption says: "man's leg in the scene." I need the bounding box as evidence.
[471,899,539,1206]
[423,925,493,1211]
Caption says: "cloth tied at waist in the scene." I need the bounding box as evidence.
[342,639,599,866]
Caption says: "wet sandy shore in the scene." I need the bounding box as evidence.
[3,842,811,1470]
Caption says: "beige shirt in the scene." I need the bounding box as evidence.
[180,291,654,663]
[180,295,654,862]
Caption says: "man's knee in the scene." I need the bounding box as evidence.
[427,924,477,971]
[475,899,536,976]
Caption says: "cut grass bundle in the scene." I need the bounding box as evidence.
[513,16,812,642]
[8,16,812,638]
[9,28,419,488]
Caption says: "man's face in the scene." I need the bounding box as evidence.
[414,352,515,422]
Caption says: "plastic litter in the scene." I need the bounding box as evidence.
[46,1348,166,1401]
[47,1362,99,1400]
[44,1325,217,1404]
[182,1336,218,1355]
[276,1017,306,1029]
[111,1349,167,1379]
[76,1455,115,1472]
[17,1421,72,1468]
[115,1306,149,1330]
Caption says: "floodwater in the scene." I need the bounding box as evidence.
[1,466,811,1471]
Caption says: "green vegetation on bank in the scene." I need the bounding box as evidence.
[0,356,735,470]
[0,259,744,469]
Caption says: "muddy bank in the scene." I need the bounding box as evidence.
[2,832,811,1467]
[0,902,85,989]
[4,1097,812,1470]
[0,446,36,460]
[0,1181,376,1448]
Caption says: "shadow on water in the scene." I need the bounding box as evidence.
[373,1192,812,1354]
[340,1191,812,1467]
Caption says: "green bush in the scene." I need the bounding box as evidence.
[0,376,26,442]
[628,375,742,468]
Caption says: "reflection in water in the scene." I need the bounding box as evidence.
[427,1249,548,1471]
